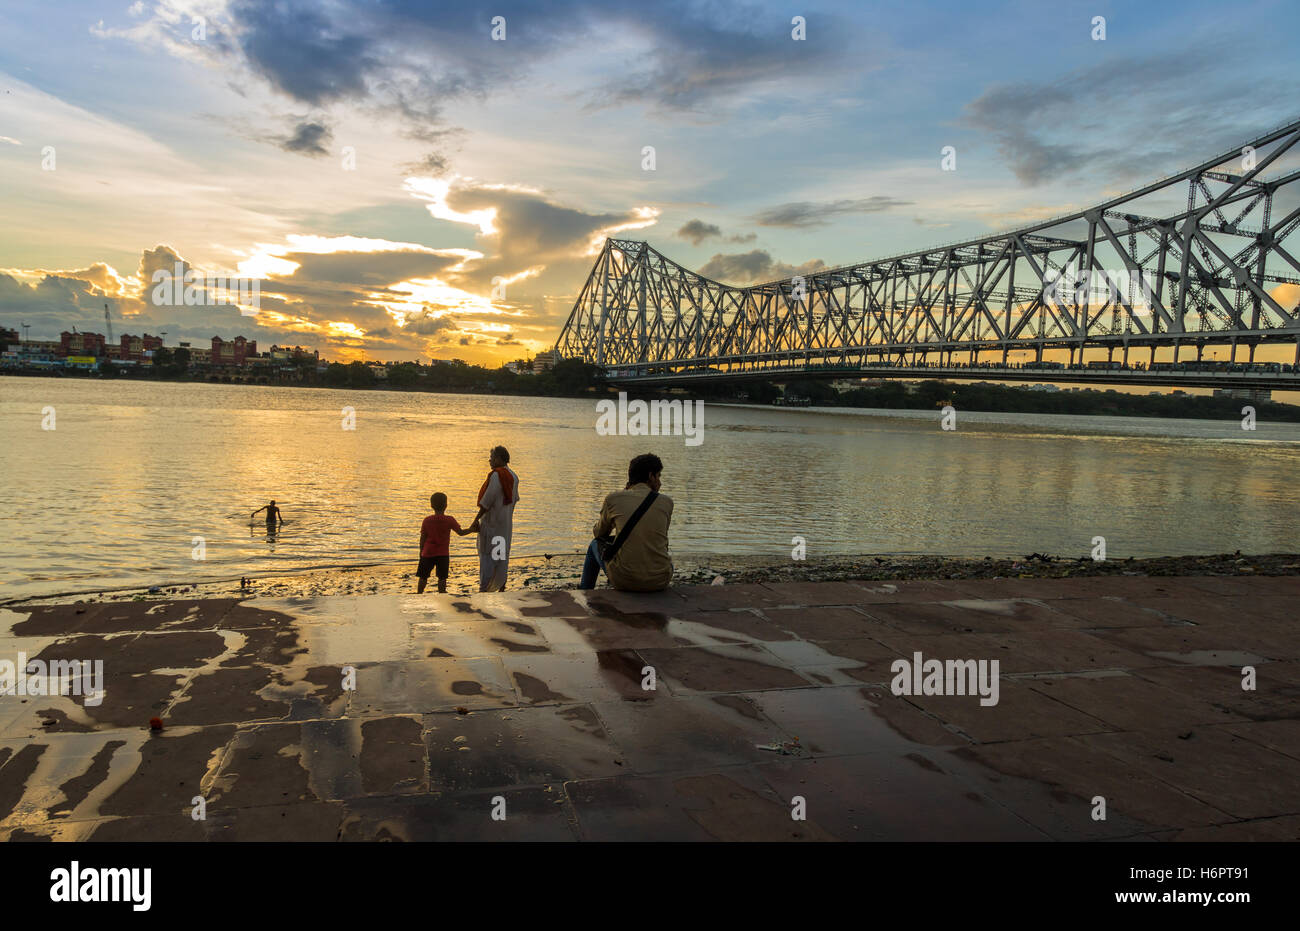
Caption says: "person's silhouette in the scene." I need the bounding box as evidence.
[251,500,283,530]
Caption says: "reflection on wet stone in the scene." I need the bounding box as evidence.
[0,576,1296,840]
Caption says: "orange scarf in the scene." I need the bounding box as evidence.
[478,466,515,506]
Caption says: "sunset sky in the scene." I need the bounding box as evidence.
[2,0,1298,366]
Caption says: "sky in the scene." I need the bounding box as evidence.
[2,0,1298,366]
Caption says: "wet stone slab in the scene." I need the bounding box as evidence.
[0,575,1295,841]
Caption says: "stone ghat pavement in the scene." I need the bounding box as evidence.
[0,576,1297,841]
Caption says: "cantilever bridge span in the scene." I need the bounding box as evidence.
[555,120,1300,391]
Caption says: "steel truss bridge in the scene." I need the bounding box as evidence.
[555,120,1300,391]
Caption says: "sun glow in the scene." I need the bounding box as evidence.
[327,320,366,338]
[585,206,660,254]
[404,178,500,235]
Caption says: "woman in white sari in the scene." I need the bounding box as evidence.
[471,446,519,592]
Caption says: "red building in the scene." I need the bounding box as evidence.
[60,331,107,357]
[117,333,163,362]
[211,335,257,366]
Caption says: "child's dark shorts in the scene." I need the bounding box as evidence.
[417,555,450,580]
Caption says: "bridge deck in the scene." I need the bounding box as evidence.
[611,364,1300,391]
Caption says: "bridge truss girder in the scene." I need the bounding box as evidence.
[556,120,1300,376]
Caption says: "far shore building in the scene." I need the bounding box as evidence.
[210,335,257,366]
[831,378,866,392]
[184,344,212,364]
[1215,387,1272,403]
[2,338,61,368]
[110,333,163,362]
[19,339,61,355]
[60,330,107,357]
[504,349,561,375]
[532,349,560,372]
[269,345,319,362]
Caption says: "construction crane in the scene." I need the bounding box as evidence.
[104,302,113,344]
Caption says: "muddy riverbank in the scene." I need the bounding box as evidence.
[9,551,1298,607]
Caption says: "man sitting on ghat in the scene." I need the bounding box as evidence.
[580,453,674,592]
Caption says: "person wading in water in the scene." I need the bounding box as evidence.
[251,501,284,531]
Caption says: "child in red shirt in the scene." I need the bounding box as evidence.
[418,492,476,593]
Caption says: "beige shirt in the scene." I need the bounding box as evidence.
[593,483,674,591]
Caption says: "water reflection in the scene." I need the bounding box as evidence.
[4,377,1300,598]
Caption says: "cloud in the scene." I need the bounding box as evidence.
[405,176,658,287]
[0,76,280,253]
[101,1,869,143]
[592,5,865,111]
[961,50,1271,186]
[0,271,102,327]
[280,120,333,156]
[696,249,826,284]
[675,219,758,245]
[402,310,459,336]
[235,3,377,107]
[67,262,133,296]
[677,219,722,245]
[0,160,659,364]
[1,237,489,357]
[0,259,272,347]
[404,151,450,176]
[139,244,189,284]
[276,248,469,287]
[752,196,910,228]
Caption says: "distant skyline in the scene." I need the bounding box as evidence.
[3,0,1299,365]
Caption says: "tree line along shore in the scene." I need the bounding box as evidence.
[4,356,1300,422]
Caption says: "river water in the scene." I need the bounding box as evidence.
[2,377,1298,600]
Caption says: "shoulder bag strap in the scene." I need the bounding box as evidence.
[604,490,659,562]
